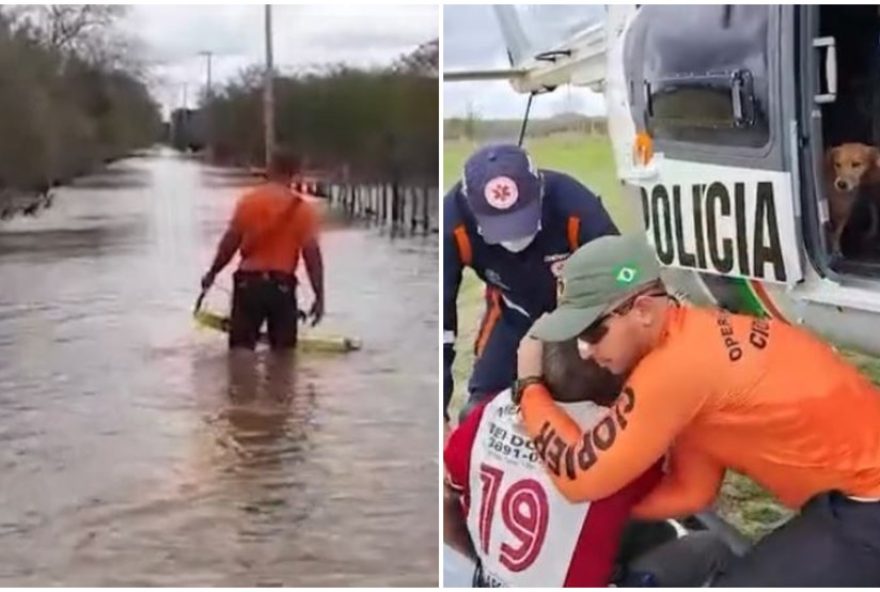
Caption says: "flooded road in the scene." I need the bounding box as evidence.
[0,148,438,586]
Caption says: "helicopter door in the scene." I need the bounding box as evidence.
[621,5,803,286]
[799,5,880,277]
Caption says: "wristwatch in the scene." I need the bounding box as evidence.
[512,376,545,406]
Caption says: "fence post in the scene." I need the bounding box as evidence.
[422,183,430,234]
[391,182,401,231]
[372,184,378,222]
[382,183,389,226]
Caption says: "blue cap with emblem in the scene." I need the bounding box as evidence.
[462,144,543,244]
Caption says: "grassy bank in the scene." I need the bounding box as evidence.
[444,133,795,541]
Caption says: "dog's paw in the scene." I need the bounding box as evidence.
[829,244,844,263]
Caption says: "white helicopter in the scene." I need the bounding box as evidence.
[447,4,880,359]
[444,4,880,585]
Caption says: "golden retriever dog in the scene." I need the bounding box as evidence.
[826,142,880,255]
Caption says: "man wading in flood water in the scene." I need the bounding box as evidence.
[201,149,325,351]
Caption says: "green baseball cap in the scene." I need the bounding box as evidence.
[531,233,661,342]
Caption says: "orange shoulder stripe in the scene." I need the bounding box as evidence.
[567,216,581,251]
[453,224,473,266]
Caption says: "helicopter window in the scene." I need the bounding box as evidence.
[646,70,766,146]
[628,5,773,152]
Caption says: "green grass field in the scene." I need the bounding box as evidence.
[444,133,796,541]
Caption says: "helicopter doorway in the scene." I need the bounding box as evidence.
[812,6,880,274]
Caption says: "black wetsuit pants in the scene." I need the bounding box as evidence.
[229,270,298,350]
[711,491,880,586]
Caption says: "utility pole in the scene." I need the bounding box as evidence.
[199,50,213,98]
[263,4,275,168]
[199,51,214,155]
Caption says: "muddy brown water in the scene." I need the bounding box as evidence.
[0,148,438,586]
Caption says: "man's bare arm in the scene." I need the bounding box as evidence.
[202,228,241,289]
[301,239,324,325]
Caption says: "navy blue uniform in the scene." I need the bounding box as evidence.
[443,170,618,420]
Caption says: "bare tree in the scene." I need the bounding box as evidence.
[0,5,160,213]
[0,5,140,69]
[391,39,438,77]
[20,5,123,50]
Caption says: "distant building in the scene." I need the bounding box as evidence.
[169,108,206,152]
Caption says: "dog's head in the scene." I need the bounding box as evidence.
[828,143,880,192]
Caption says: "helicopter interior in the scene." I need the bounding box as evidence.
[819,5,880,271]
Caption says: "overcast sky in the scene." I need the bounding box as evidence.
[120,4,438,117]
[443,4,606,120]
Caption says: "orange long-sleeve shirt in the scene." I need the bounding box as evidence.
[520,305,880,519]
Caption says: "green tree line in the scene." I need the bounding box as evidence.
[0,6,161,216]
[198,40,438,187]
[444,113,609,143]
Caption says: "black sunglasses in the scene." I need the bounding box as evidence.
[577,291,669,345]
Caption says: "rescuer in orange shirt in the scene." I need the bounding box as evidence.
[201,149,324,350]
[513,233,880,586]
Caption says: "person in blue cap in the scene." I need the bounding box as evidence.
[443,143,618,426]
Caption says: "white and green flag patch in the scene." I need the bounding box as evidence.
[614,264,640,285]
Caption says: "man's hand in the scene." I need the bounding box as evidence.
[308,298,324,326]
[201,270,216,291]
[517,333,544,379]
